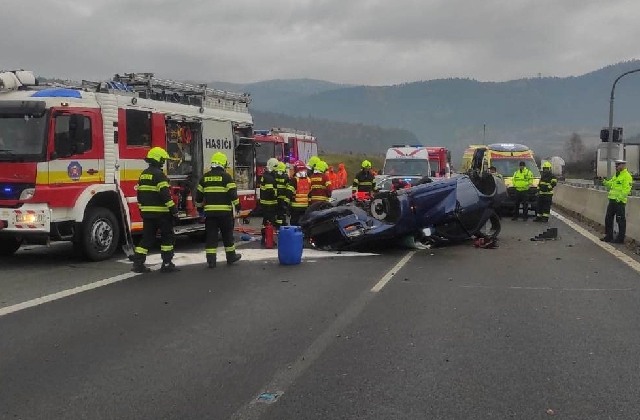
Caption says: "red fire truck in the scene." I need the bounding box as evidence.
[0,70,255,260]
[426,146,452,178]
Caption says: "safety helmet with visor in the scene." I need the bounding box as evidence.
[266,158,280,172]
[146,147,169,165]
[210,152,228,168]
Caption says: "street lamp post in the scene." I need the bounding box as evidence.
[606,68,640,178]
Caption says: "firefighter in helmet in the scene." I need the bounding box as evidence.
[306,156,321,172]
[309,160,332,204]
[132,147,179,273]
[274,161,291,228]
[260,158,279,228]
[352,159,377,198]
[534,161,558,223]
[289,160,310,225]
[194,152,242,268]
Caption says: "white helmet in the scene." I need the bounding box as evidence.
[266,158,279,172]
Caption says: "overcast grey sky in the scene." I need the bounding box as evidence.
[3,0,639,86]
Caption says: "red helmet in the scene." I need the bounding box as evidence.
[293,160,306,172]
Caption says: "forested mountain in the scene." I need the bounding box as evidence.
[210,60,640,164]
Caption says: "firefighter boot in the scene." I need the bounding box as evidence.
[207,255,216,269]
[160,262,180,273]
[226,252,242,265]
[131,254,151,273]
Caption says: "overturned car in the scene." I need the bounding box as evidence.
[300,173,506,250]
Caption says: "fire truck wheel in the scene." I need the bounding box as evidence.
[0,236,22,256]
[78,207,120,261]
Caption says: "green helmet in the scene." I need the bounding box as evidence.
[276,161,287,173]
[315,161,328,172]
[542,161,552,170]
[211,152,228,168]
[146,147,169,163]
[306,156,320,170]
[361,159,372,169]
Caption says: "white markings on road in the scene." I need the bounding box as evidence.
[0,272,141,318]
[117,248,379,266]
[371,250,416,292]
[552,210,640,274]
[230,251,415,420]
[0,248,380,318]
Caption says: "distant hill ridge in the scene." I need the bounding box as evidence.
[209,60,640,162]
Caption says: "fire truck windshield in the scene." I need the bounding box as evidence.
[0,114,47,161]
[383,159,430,176]
[255,141,284,165]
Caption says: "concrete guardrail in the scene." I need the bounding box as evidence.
[553,183,640,242]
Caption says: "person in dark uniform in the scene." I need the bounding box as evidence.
[195,152,242,269]
[274,161,291,228]
[132,147,179,273]
[260,158,279,229]
[352,159,377,198]
[533,161,557,222]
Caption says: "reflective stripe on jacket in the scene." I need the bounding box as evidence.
[259,171,278,208]
[291,177,310,209]
[309,172,331,203]
[603,168,633,203]
[136,166,175,214]
[194,167,239,214]
[538,171,557,195]
[352,169,376,193]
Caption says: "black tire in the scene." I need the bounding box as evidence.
[76,207,120,261]
[0,236,22,256]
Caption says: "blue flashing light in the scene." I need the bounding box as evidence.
[32,88,82,98]
[3,187,11,194]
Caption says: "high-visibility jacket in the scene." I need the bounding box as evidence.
[603,168,633,203]
[290,176,310,209]
[512,168,534,191]
[309,171,332,203]
[352,169,376,194]
[337,164,348,188]
[275,171,291,206]
[194,167,239,215]
[259,171,278,209]
[537,171,557,195]
[136,165,176,216]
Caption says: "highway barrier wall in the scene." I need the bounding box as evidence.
[553,184,640,241]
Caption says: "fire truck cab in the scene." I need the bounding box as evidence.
[0,70,254,260]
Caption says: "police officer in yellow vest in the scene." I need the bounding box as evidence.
[601,159,633,243]
[195,152,242,268]
[132,147,179,273]
[511,161,534,221]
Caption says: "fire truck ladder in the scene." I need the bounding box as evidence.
[109,73,251,112]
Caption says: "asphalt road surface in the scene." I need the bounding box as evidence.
[1,213,640,419]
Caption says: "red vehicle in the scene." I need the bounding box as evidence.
[0,70,253,260]
[426,146,452,178]
[269,128,318,164]
[252,130,286,185]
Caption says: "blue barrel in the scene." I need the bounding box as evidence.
[278,226,303,265]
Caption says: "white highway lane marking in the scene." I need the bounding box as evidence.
[371,250,416,292]
[459,285,634,292]
[231,251,415,420]
[0,248,379,318]
[552,210,640,274]
[0,272,140,318]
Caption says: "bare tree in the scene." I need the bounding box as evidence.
[565,133,585,162]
